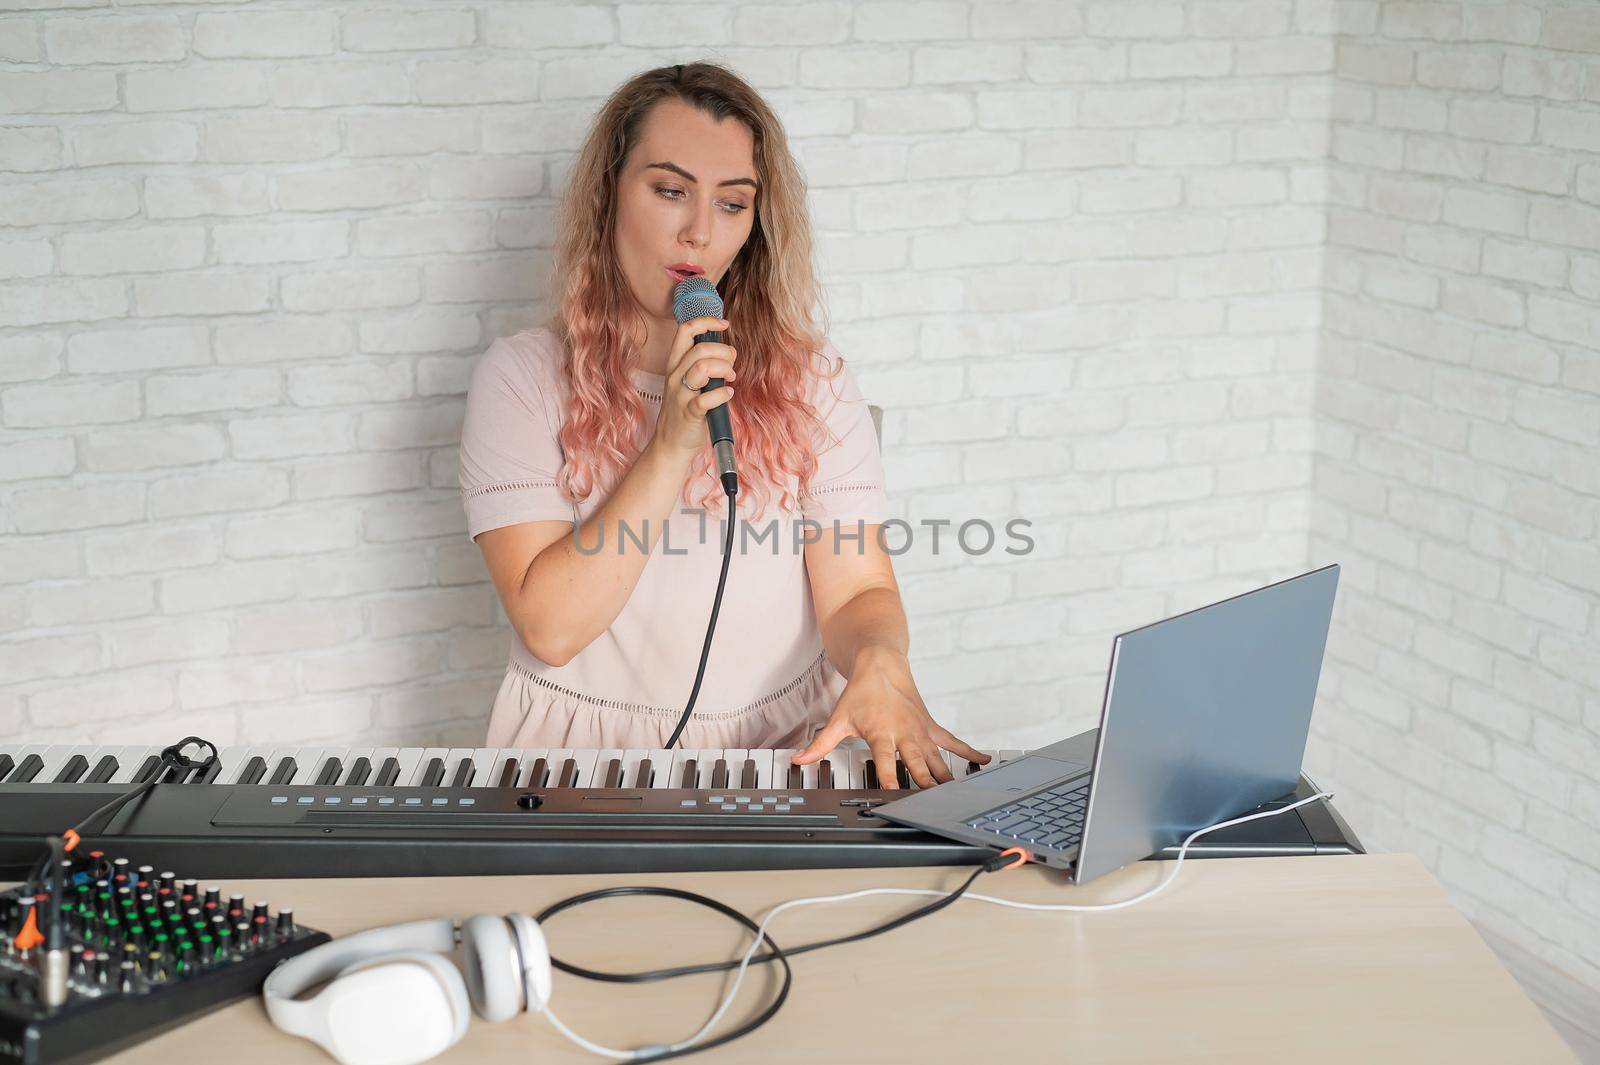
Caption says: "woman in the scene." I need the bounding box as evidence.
[458,62,987,789]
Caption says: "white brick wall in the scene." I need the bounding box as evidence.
[1305,1,1600,1055]
[0,1,1595,1053]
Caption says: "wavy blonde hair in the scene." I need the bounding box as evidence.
[541,61,839,520]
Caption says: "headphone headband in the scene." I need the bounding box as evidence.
[263,917,458,1036]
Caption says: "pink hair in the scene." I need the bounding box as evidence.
[541,61,843,521]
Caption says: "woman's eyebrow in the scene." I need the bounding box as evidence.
[646,161,758,190]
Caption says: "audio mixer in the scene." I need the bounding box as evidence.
[1,848,328,1065]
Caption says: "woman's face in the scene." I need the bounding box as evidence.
[614,98,759,322]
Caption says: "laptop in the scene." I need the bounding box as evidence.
[872,564,1340,884]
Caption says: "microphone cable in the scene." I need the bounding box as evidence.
[663,479,736,751]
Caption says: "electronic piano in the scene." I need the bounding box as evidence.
[0,741,1362,880]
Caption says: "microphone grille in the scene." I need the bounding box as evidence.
[672,275,724,324]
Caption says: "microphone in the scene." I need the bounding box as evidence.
[671,275,738,496]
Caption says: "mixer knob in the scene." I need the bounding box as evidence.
[157,871,177,896]
[119,960,138,993]
[136,864,155,888]
[227,893,245,918]
[276,908,296,937]
[180,879,198,903]
[203,886,222,910]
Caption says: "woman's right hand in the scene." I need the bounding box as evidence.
[649,314,737,458]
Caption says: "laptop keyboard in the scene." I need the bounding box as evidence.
[963,776,1089,850]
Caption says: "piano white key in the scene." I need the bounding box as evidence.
[285,747,329,786]
[746,749,776,791]
[619,749,652,788]
[71,745,119,781]
[32,745,76,784]
[592,748,627,787]
[365,747,399,784]
[206,746,248,784]
[406,747,451,786]
[996,749,1024,767]
[3,744,47,782]
[51,745,102,782]
[443,748,476,785]
[813,749,846,790]
[108,746,158,785]
[468,748,501,787]
[639,749,676,788]
[216,746,265,785]
[391,748,426,786]
[721,749,749,789]
[844,748,871,790]
[338,747,375,784]
[541,748,575,786]
[484,749,515,787]
[566,749,600,788]
[250,747,292,785]
[772,749,798,790]
[515,748,549,787]
[668,749,708,789]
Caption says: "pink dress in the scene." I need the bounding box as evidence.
[458,327,890,750]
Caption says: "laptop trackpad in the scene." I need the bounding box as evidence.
[976,756,1086,794]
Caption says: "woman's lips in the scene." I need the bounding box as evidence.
[666,267,703,282]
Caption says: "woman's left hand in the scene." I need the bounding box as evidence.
[790,646,990,789]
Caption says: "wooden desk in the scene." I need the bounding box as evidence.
[50,854,1573,1064]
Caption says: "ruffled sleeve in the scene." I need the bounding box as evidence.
[800,338,890,525]
[459,333,577,540]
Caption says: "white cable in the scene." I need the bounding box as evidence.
[540,791,1332,1061]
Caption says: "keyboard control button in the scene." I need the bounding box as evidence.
[270,796,287,804]
[679,799,698,807]
[720,804,738,811]
[774,804,791,811]
[459,798,475,806]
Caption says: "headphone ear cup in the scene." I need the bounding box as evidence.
[459,914,523,1024]
[504,913,552,1012]
[315,953,470,1065]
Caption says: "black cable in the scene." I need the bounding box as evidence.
[539,885,793,1063]
[663,484,737,751]
[25,737,218,896]
[537,853,1014,989]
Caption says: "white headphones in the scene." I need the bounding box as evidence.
[263,915,553,1065]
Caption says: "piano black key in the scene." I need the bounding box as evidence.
[134,755,161,783]
[556,759,578,788]
[420,758,445,787]
[238,756,267,786]
[267,758,297,786]
[710,759,729,789]
[196,757,223,783]
[896,758,911,790]
[817,761,834,789]
[740,759,758,789]
[159,763,187,783]
[495,758,518,788]
[680,759,697,788]
[0,754,13,781]
[375,758,400,786]
[345,757,372,786]
[86,755,118,783]
[602,759,622,788]
[450,760,474,788]
[864,760,879,789]
[315,758,343,786]
[788,764,804,789]
[967,760,982,776]
[525,758,548,788]
[635,758,655,788]
[53,755,90,784]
